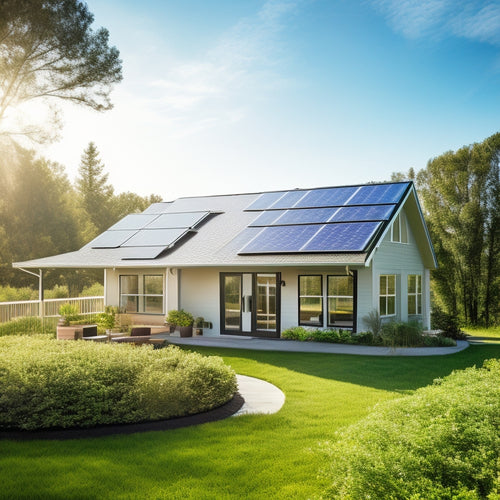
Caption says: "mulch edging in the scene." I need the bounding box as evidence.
[0,393,244,441]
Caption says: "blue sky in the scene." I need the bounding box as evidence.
[43,0,500,199]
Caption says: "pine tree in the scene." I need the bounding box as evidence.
[75,142,114,237]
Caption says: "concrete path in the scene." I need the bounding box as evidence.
[233,374,285,416]
[162,335,469,356]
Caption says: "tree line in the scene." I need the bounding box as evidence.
[0,141,161,293]
[393,132,500,326]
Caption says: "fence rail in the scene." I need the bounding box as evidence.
[0,296,105,324]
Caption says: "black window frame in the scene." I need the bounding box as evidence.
[298,275,324,327]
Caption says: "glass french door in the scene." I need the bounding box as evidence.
[221,272,280,337]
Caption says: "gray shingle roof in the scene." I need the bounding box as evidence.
[14,181,434,269]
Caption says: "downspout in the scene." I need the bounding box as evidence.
[17,268,44,319]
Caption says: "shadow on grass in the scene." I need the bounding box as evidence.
[179,344,500,393]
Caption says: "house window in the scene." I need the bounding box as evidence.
[379,274,396,317]
[299,275,323,326]
[408,274,422,315]
[391,213,408,243]
[327,275,354,327]
[120,274,164,314]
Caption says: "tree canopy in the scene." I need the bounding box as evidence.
[0,142,161,292]
[395,133,500,326]
[0,0,122,141]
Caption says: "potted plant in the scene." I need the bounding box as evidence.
[57,303,97,340]
[194,316,204,336]
[165,309,194,337]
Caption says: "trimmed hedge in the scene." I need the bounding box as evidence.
[0,336,237,430]
[319,359,500,499]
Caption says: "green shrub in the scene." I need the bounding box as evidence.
[319,359,500,499]
[80,282,104,297]
[431,307,467,339]
[0,317,56,337]
[281,326,311,341]
[381,320,424,347]
[0,336,237,430]
[44,284,69,299]
[58,303,82,326]
[165,309,194,327]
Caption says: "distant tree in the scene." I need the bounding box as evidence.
[0,0,122,141]
[75,142,113,237]
[111,192,163,222]
[417,133,500,325]
[390,168,416,182]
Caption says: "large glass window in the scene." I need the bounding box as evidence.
[299,275,323,326]
[408,274,422,315]
[379,274,396,316]
[327,276,354,327]
[119,274,164,314]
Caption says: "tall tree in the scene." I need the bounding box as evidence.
[417,133,500,325]
[0,0,122,141]
[0,143,82,286]
[75,142,113,237]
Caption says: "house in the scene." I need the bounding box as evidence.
[13,181,437,337]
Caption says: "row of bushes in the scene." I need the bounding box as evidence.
[0,317,56,337]
[320,358,500,499]
[0,283,104,302]
[282,323,456,347]
[0,336,237,430]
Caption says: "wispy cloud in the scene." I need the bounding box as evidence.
[370,0,500,46]
[138,0,303,137]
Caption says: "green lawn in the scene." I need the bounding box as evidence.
[464,325,500,339]
[1,344,499,499]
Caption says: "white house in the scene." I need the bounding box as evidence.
[14,181,437,337]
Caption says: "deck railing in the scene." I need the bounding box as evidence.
[0,296,105,324]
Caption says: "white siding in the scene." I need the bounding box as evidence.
[370,208,429,327]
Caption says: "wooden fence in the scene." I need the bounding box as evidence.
[0,296,105,324]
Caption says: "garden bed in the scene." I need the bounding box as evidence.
[0,335,237,431]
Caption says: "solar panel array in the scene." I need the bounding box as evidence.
[239,182,410,254]
[90,210,211,260]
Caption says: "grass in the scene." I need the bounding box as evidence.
[463,325,500,339]
[0,344,499,499]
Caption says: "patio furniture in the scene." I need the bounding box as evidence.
[82,325,108,342]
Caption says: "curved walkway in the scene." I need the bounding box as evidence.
[165,335,470,356]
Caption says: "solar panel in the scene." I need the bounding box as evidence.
[121,228,187,247]
[294,186,359,208]
[249,210,286,226]
[90,230,137,248]
[270,190,308,209]
[268,207,338,225]
[239,225,320,253]
[245,191,286,211]
[145,212,209,229]
[108,214,160,231]
[348,183,409,205]
[121,246,167,260]
[303,222,381,252]
[141,203,172,214]
[329,205,394,222]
